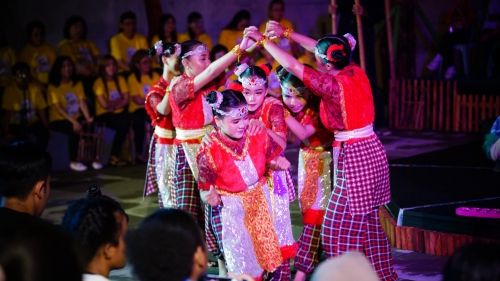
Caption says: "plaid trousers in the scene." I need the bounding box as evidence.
[294,224,322,274]
[322,146,398,281]
[266,259,291,281]
[173,144,205,229]
[206,204,224,259]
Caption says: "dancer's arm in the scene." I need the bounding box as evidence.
[285,113,316,141]
[265,21,317,53]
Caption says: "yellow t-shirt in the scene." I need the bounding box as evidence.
[218,29,244,52]
[298,54,318,70]
[57,39,101,74]
[259,18,294,54]
[127,72,160,113]
[254,57,281,90]
[18,43,56,84]
[93,76,129,116]
[0,47,17,88]
[110,32,148,65]
[47,81,86,122]
[178,32,213,50]
[2,82,47,125]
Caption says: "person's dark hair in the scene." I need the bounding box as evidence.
[0,143,52,200]
[63,16,87,40]
[178,40,203,73]
[276,64,317,110]
[206,89,247,118]
[126,208,205,281]
[210,44,228,62]
[61,195,127,269]
[443,242,500,281]
[315,35,352,70]
[235,62,273,88]
[149,41,179,68]
[268,0,285,17]
[129,49,152,83]
[187,12,202,40]
[97,55,122,97]
[11,62,31,77]
[224,10,251,30]
[26,21,45,41]
[48,56,77,87]
[120,10,137,23]
[157,13,177,42]
[0,226,81,281]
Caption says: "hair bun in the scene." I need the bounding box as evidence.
[331,50,345,61]
[227,81,244,92]
[276,65,287,81]
[148,46,157,58]
[206,91,218,104]
[258,63,272,76]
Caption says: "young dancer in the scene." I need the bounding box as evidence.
[244,23,398,280]
[47,56,95,171]
[143,41,180,208]
[277,66,334,281]
[198,89,291,281]
[229,63,296,280]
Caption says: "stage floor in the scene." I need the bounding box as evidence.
[41,130,486,281]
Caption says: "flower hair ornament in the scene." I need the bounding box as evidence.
[210,91,224,109]
[154,40,164,54]
[154,41,182,57]
[314,43,345,62]
[227,81,244,92]
[343,33,357,51]
[169,43,182,56]
[181,44,208,60]
[234,63,250,77]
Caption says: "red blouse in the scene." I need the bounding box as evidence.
[303,63,374,132]
[197,130,283,193]
[294,104,334,149]
[249,97,288,137]
[145,76,173,130]
[169,72,226,129]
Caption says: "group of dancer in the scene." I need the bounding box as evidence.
[142,20,399,281]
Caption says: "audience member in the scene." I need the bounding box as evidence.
[125,208,253,281]
[259,0,299,57]
[18,21,56,91]
[442,242,500,281]
[2,62,49,149]
[150,14,178,70]
[110,11,148,73]
[58,16,101,77]
[311,252,379,281]
[218,10,251,51]
[47,56,96,171]
[62,195,128,281]
[427,0,476,79]
[93,55,130,166]
[0,28,16,90]
[127,49,159,163]
[482,115,500,172]
[178,12,213,50]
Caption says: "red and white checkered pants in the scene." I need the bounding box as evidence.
[173,144,204,230]
[322,147,398,281]
[294,224,322,274]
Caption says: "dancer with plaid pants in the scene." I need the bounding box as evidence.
[198,89,292,281]
[244,23,398,281]
[276,66,335,281]
[143,41,180,208]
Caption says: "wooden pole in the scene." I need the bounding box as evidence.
[330,0,337,34]
[384,0,396,80]
[354,0,366,71]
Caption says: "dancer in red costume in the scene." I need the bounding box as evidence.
[143,41,180,208]
[276,65,334,280]
[244,23,398,281]
[198,89,291,281]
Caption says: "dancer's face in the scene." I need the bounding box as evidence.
[242,77,267,112]
[281,83,308,113]
[183,49,210,77]
[215,107,249,140]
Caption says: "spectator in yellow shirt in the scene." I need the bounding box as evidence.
[2,62,49,149]
[259,0,300,57]
[150,14,178,70]
[18,21,56,91]
[0,28,17,89]
[57,16,100,77]
[218,10,251,51]
[110,11,148,73]
[93,55,130,166]
[178,12,213,50]
[127,50,160,163]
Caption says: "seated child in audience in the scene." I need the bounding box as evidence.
[178,12,213,50]
[93,55,130,166]
[58,16,101,77]
[18,21,56,91]
[127,49,160,163]
[442,242,500,281]
[62,195,128,281]
[47,56,96,171]
[150,14,178,70]
[259,0,299,57]
[2,62,49,149]
[110,11,148,73]
[218,10,251,51]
